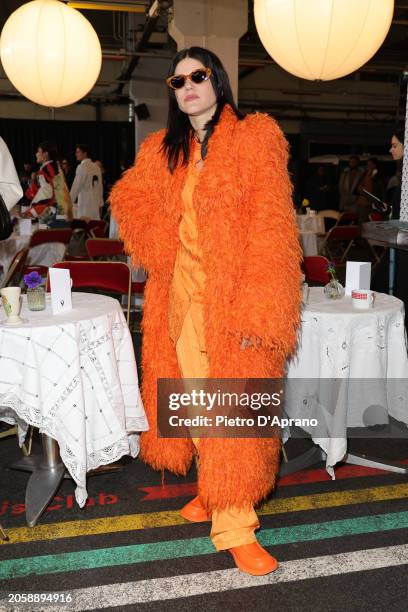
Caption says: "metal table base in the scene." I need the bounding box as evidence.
[11,434,65,527]
[279,444,408,478]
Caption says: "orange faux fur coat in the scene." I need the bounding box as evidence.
[110,104,302,511]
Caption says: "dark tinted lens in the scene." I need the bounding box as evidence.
[170,75,186,89]
[191,69,208,84]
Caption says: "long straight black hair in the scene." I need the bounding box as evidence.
[162,47,245,173]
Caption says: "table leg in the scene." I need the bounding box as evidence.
[11,434,66,527]
[344,452,408,474]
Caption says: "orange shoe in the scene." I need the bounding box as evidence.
[228,542,278,576]
[179,496,210,522]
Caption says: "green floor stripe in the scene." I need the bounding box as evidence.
[1,510,408,581]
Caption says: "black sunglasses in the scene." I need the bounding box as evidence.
[166,67,212,90]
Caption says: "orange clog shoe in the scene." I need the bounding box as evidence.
[179,496,210,522]
[228,542,278,576]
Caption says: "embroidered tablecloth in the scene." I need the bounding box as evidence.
[0,292,148,506]
[286,287,408,475]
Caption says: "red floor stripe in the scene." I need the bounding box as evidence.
[139,459,408,501]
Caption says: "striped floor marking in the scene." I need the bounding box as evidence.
[139,459,408,499]
[2,482,408,546]
[1,511,408,580]
[7,544,408,611]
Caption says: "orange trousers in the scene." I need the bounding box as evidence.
[175,308,259,550]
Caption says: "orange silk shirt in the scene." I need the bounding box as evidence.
[168,140,207,351]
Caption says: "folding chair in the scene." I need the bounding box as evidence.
[86,238,125,261]
[317,209,341,232]
[29,228,72,248]
[85,239,146,324]
[23,228,73,278]
[338,211,359,225]
[0,248,29,289]
[49,261,132,323]
[89,226,106,238]
[320,225,360,263]
[87,220,107,238]
[303,256,330,285]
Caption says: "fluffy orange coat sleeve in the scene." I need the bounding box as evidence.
[232,113,302,357]
[108,130,170,277]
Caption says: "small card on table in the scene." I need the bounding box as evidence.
[345,261,371,296]
[48,268,72,314]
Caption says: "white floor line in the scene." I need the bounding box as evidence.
[10,543,408,612]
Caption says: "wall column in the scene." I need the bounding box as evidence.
[168,0,248,102]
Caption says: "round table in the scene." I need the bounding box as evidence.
[285,287,408,476]
[296,214,325,256]
[0,292,148,524]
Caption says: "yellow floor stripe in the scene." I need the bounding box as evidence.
[2,483,408,546]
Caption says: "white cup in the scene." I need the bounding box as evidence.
[1,287,23,324]
[351,289,375,310]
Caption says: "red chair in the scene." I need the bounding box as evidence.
[85,237,146,305]
[369,212,384,222]
[87,220,107,237]
[0,249,29,289]
[86,238,125,260]
[24,228,74,278]
[303,256,330,285]
[29,228,72,248]
[320,225,360,263]
[338,212,358,225]
[89,226,106,238]
[48,261,132,323]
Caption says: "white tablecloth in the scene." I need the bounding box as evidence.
[297,215,325,257]
[286,287,408,475]
[0,293,148,506]
[0,232,66,279]
[296,214,325,234]
[0,233,30,275]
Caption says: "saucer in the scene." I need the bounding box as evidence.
[0,318,28,327]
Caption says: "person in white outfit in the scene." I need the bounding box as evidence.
[70,144,103,219]
[0,136,23,212]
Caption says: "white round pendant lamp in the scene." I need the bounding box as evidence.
[254,0,394,81]
[0,0,102,107]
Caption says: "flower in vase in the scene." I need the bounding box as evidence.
[327,261,337,278]
[24,271,43,289]
[301,198,310,208]
[324,261,344,299]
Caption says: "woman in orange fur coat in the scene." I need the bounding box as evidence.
[110,47,302,575]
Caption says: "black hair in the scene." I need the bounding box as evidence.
[162,47,245,173]
[392,125,405,145]
[76,144,91,157]
[38,141,58,161]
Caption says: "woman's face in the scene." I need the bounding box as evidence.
[36,147,47,164]
[390,135,404,161]
[173,57,217,118]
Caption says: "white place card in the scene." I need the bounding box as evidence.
[18,219,32,235]
[345,261,371,296]
[48,268,72,314]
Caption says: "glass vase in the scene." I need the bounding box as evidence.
[324,278,345,300]
[26,286,46,311]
